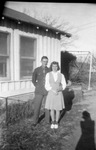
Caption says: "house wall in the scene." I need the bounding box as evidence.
[0,18,61,97]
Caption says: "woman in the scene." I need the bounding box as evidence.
[45,61,66,129]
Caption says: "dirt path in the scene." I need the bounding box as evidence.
[68,89,96,150]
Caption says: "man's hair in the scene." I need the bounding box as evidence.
[41,56,48,61]
[50,61,60,71]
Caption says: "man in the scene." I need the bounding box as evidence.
[32,56,50,126]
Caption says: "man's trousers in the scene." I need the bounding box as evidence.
[33,94,50,124]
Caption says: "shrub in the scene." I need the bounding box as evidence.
[7,99,34,125]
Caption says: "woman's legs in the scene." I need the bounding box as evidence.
[50,110,55,122]
[50,110,60,123]
[50,110,60,129]
[50,110,55,129]
[52,110,60,129]
[56,110,60,123]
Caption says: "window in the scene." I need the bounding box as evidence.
[20,36,36,79]
[0,32,10,79]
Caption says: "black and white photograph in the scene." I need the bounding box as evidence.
[0,2,96,150]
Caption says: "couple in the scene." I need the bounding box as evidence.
[32,56,66,129]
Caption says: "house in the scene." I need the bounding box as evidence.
[0,7,71,97]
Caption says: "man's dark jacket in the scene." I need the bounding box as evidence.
[32,66,50,95]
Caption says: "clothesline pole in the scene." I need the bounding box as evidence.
[88,52,92,90]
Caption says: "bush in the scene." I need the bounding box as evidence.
[7,99,34,125]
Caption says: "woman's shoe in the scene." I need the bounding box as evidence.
[54,122,58,129]
[50,121,55,129]
[51,121,54,129]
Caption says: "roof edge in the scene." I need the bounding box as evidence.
[3,6,72,37]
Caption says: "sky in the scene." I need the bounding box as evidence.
[5,2,96,56]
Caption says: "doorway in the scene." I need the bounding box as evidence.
[61,51,76,83]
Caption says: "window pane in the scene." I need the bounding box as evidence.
[0,32,8,55]
[20,36,36,78]
[0,32,10,79]
[0,57,7,77]
[20,59,33,78]
[20,36,35,57]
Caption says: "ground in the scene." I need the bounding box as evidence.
[0,87,96,150]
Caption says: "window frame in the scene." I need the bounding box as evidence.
[0,27,13,81]
[17,31,37,80]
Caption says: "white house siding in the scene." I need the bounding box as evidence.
[42,34,47,56]
[0,83,1,92]
[0,27,61,97]
[36,34,43,66]
[9,82,14,91]
[57,38,61,66]
[13,29,20,81]
[47,36,51,63]
[48,37,60,64]
[35,33,61,67]
[50,37,54,64]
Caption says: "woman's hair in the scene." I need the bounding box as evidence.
[50,61,60,71]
